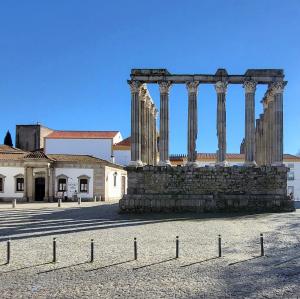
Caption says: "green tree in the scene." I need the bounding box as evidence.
[4,130,13,147]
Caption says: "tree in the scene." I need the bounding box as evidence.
[4,130,13,147]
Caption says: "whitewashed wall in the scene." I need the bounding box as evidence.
[55,168,94,199]
[105,166,127,200]
[113,149,131,166]
[45,138,113,161]
[112,132,123,144]
[0,167,24,198]
[285,161,300,201]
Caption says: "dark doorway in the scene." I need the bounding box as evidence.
[35,177,45,201]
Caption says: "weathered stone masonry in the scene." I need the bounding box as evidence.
[121,165,293,212]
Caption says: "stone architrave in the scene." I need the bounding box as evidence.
[158,81,172,166]
[186,81,199,166]
[270,81,286,165]
[128,80,143,167]
[215,81,228,165]
[243,80,257,165]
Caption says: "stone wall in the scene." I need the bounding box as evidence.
[119,165,295,213]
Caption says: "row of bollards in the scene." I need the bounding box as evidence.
[3,234,265,264]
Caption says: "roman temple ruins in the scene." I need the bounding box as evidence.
[119,69,294,213]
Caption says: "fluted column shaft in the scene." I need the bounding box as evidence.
[158,82,171,166]
[271,81,286,165]
[153,108,158,165]
[129,81,143,166]
[145,99,152,164]
[215,81,228,164]
[186,81,199,163]
[243,81,257,164]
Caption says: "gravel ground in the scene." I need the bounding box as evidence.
[0,201,299,298]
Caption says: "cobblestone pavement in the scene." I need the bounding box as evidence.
[0,201,300,298]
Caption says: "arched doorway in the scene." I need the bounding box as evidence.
[35,177,45,201]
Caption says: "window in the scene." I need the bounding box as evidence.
[0,177,3,192]
[58,178,67,192]
[79,179,88,193]
[287,172,294,181]
[16,177,24,192]
[287,163,294,169]
[113,172,117,187]
[288,186,294,195]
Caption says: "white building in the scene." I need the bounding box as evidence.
[45,130,122,161]
[170,153,300,201]
[0,145,127,202]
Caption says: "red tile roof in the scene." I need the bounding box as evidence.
[45,131,119,139]
[114,137,131,147]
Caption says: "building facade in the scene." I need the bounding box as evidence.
[0,145,127,202]
[44,130,122,161]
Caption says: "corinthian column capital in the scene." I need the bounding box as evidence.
[214,81,228,94]
[159,81,172,94]
[270,81,287,94]
[243,80,257,93]
[128,80,142,93]
[186,81,199,94]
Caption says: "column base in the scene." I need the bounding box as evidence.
[128,160,144,167]
[244,160,257,167]
[158,160,172,166]
[216,160,230,167]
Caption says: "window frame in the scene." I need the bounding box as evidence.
[57,175,68,192]
[78,175,90,193]
[0,175,5,193]
[287,171,295,181]
[15,175,25,193]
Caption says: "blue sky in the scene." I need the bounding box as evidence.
[0,0,299,155]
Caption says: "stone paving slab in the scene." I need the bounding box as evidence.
[0,202,299,298]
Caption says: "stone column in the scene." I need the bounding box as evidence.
[128,80,143,167]
[243,80,257,165]
[153,107,158,165]
[186,81,199,166]
[215,81,228,165]
[48,166,54,201]
[45,167,49,202]
[158,81,172,166]
[270,81,286,165]
[262,99,268,165]
[26,167,33,202]
[145,97,152,164]
[140,87,147,164]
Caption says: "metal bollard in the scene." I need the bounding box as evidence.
[7,238,11,264]
[260,233,264,256]
[218,235,222,257]
[90,239,94,262]
[58,198,61,207]
[94,196,97,202]
[12,199,16,208]
[134,237,137,260]
[176,236,179,258]
[53,237,57,263]
[78,197,81,205]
